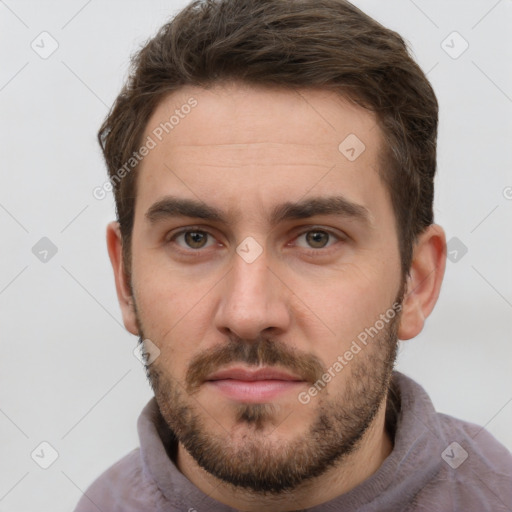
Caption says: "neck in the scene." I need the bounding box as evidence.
[176,397,394,511]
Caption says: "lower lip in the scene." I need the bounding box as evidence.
[206,379,304,403]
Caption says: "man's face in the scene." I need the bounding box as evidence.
[127,83,405,492]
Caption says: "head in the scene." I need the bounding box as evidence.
[104,0,446,496]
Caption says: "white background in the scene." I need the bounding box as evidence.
[0,1,511,510]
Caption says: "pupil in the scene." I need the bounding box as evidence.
[307,231,328,248]
[186,231,206,248]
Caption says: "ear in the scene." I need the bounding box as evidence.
[106,221,139,336]
[398,224,446,340]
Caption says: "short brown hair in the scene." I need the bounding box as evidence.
[99,0,438,280]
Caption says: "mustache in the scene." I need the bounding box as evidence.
[185,336,326,394]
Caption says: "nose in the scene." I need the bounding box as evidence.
[213,247,291,341]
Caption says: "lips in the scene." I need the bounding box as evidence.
[204,366,305,403]
[205,366,303,382]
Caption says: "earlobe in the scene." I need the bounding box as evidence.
[397,224,446,341]
[106,221,139,336]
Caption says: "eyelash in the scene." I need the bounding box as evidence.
[166,226,345,256]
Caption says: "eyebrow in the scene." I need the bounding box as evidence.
[270,196,371,226]
[145,195,372,227]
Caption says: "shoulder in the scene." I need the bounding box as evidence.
[412,413,512,512]
[72,448,171,512]
[437,411,512,472]
[392,373,512,511]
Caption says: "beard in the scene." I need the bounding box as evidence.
[134,293,403,495]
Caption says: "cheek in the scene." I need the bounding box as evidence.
[131,261,212,372]
[301,263,398,351]
[132,246,205,323]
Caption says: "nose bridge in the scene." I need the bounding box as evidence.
[214,245,290,339]
[231,248,271,300]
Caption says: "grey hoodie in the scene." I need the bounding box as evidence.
[73,372,512,511]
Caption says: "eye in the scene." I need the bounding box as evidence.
[293,229,342,250]
[169,229,217,250]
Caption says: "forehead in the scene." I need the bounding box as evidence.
[144,82,380,149]
[135,82,387,222]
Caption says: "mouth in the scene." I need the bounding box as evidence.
[204,366,306,403]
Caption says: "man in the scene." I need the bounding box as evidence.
[75,0,512,510]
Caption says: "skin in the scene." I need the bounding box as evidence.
[107,82,446,511]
